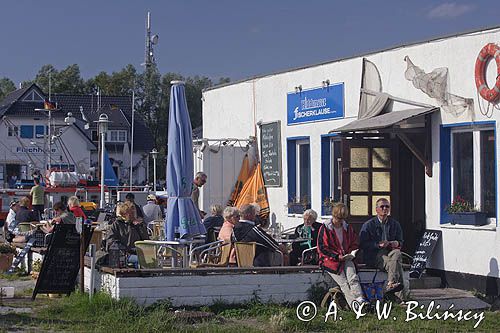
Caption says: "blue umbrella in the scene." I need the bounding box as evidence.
[165,81,206,240]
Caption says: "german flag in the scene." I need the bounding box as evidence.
[44,99,57,110]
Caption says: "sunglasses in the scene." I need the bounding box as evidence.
[378,205,390,209]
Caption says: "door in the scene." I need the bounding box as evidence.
[341,138,398,229]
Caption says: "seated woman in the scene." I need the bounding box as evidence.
[67,196,87,220]
[42,201,76,234]
[106,201,149,265]
[203,204,224,242]
[289,209,322,266]
[317,202,367,309]
[218,206,240,265]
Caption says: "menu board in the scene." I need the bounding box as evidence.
[32,224,81,299]
[409,230,442,279]
[260,121,282,187]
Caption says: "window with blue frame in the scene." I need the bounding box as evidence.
[287,137,311,214]
[440,123,497,222]
[20,125,34,139]
[35,125,45,138]
[321,135,341,215]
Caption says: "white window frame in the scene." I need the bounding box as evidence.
[295,139,310,203]
[106,130,127,142]
[450,126,495,216]
[22,90,44,102]
[330,138,341,198]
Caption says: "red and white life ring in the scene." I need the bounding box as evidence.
[475,43,500,103]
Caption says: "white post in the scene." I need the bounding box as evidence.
[100,129,106,209]
[47,109,51,172]
[129,91,135,190]
[153,154,157,192]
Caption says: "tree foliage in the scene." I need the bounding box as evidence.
[0,77,16,101]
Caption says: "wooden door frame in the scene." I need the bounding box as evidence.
[341,136,400,225]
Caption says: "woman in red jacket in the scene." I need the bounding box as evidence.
[68,196,87,220]
[317,202,367,308]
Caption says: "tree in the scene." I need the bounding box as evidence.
[28,64,85,95]
[0,77,16,101]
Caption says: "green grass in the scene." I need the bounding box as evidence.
[1,292,500,332]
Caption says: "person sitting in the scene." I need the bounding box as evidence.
[16,196,39,224]
[68,196,87,220]
[218,206,240,265]
[142,194,162,227]
[233,204,280,267]
[317,202,367,309]
[106,201,149,263]
[124,193,144,219]
[289,209,322,266]
[43,201,76,234]
[359,198,404,295]
[203,204,224,242]
[3,200,20,242]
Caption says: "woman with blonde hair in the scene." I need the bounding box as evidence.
[317,202,367,308]
[218,206,240,264]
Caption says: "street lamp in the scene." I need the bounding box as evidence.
[94,114,111,208]
[150,148,158,192]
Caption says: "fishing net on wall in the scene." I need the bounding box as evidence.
[404,56,473,117]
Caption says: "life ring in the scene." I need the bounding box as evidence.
[475,43,500,103]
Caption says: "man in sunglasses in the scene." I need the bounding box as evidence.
[360,198,404,295]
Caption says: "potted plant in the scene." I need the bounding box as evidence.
[31,259,42,279]
[0,244,16,272]
[287,195,311,214]
[447,196,487,226]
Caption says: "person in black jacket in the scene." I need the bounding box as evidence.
[359,198,404,294]
[289,209,322,266]
[125,193,144,219]
[233,204,280,267]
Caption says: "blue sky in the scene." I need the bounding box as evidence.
[0,1,499,85]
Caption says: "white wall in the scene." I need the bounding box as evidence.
[0,117,92,178]
[203,27,500,278]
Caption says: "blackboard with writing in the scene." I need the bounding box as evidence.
[32,224,81,299]
[260,121,282,187]
[410,229,442,279]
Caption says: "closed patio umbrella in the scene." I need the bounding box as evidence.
[165,81,206,240]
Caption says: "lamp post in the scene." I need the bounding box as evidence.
[150,148,158,192]
[94,114,110,208]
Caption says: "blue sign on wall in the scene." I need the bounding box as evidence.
[287,83,344,125]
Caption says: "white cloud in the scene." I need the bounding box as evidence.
[427,2,474,19]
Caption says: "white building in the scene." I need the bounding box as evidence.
[202,26,500,292]
[0,84,153,187]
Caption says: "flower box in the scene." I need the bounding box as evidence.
[321,204,332,216]
[288,203,310,214]
[449,212,487,226]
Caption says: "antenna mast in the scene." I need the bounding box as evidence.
[143,11,158,67]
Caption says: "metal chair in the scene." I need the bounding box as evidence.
[189,240,224,266]
[301,246,318,265]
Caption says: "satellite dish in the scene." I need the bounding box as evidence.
[151,34,159,45]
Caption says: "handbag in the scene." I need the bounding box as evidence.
[360,269,385,303]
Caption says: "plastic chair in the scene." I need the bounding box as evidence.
[234,242,256,267]
[135,241,158,268]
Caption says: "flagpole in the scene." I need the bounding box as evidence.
[129,91,135,190]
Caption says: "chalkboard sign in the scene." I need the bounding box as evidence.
[410,229,442,279]
[260,121,282,187]
[32,224,81,299]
